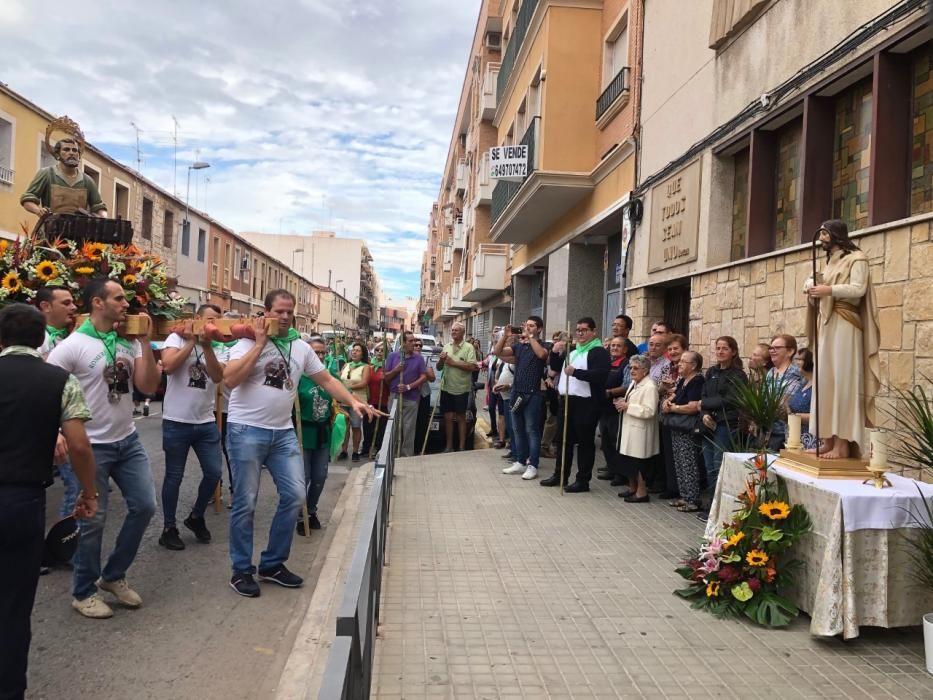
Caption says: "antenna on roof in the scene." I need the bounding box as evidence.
[130,121,143,173]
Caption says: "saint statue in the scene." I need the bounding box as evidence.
[20,116,108,218]
[803,219,881,459]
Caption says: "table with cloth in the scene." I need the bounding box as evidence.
[705,453,933,639]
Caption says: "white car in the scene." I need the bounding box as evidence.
[393,333,437,352]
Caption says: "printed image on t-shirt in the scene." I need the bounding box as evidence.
[263,360,289,390]
[104,360,131,395]
[188,362,207,390]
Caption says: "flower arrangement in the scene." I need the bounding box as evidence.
[0,235,187,319]
[674,454,812,627]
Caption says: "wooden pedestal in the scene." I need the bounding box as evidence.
[775,448,871,480]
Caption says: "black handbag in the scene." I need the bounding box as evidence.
[660,411,703,433]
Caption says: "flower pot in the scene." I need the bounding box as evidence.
[925,613,933,674]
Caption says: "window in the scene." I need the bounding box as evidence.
[197,229,206,262]
[604,12,629,86]
[773,119,803,250]
[141,198,153,240]
[234,246,241,279]
[831,77,873,232]
[181,222,191,257]
[83,164,100,188]
[911,42,933,215]
[163,210,174,248]
[223,243,232,288]
[730,149,750,261]
[114,182,129,219]
[211,237,220,286]
[0,115,13,185]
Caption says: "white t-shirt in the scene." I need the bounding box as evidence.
[48,332,143,444]
[39,328,67,359]
[162,333,223,424]
[227,337,325,430]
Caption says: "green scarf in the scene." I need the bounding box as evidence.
[570,337,602,363]
[75,318,132,366]
[347,360,367,369]
[370,358,384,369]
[46,325,68,345]
[212,339,238,350]
[269,327,300,353]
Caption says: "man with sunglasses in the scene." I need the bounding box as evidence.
[541,317,610,492]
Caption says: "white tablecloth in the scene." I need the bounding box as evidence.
[705,453,933,638]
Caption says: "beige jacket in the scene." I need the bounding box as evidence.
[617,376,660,459]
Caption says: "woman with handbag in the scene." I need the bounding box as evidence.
[661,351,705,512]
[614,355,659,503]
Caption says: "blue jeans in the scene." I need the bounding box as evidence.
[58,460,80,518]
[73,432,156,600]
[226,423,305,575]
[303,446,329,516]
[161,419,222,528]
[510,392,544,468]
[702,422,732,494]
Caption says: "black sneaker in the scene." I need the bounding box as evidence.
[230,573,260,597]
[337,451,348,461]
[183,515,211,543]
[351,451,361,462]
[143,404,150,417]
[257,564,303,588]
[295,514,322,536]
[158,527,185,550]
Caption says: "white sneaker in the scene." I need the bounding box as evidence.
[522,466,539,480]
[502,461,526,474]
[97,578,143,608]
[72,593,113,619]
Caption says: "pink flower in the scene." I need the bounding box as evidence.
[747,578,761,592]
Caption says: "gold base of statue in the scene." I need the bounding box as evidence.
[775,448,870,480]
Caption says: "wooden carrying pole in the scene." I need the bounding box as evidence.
[811,230,821,458]
[293,395,312,537]
[420,368,444,456]
[560,325,571,496]
[213,385,223,513]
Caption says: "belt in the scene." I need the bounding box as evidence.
[832,300,862,330]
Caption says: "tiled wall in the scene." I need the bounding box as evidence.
[831,78,873,231]
[774,120,802,250]
[911,43,933,216]
[731,149,749,261]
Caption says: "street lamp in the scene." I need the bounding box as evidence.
[184,161,210,240]
[292,247,303,274]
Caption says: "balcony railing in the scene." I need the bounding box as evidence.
[482,62,500,120]
[596,67,630,120]
[497,0,539,100]
[455,158,467,193]
[0,165,13,186]
[491,116,539,225]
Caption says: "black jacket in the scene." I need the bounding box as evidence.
[700,364,747,430]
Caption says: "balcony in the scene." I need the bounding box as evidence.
[452,219,465,249]
[442,246,452,272]
[596,67,630,124]
[482,62,500,121]
[497,0,538,101]
[476,153,492,205]
[463,244,509,301]
[439,292,456,319]
[490,116,593,244]
[455,158,467,194]
[0,165,13,186]
[450,276,471,310]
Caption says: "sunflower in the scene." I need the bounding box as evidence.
[758,501,791,520]
[122,273,138,287]
[746,550,769,567]
[705,581,720,597]
[35,260,60,282]
[724,531,745,549]
[1,271,22,294]
[74,266,96,275]
[0,239,8,256]
[82,242,107,260]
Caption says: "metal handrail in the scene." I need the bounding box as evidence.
[497,0,539,100]
[595,66,630,120]
[491,116,540,224]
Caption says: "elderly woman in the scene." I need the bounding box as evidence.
[661,351,705,512]
[788,348,816,449]
[615,355,659,503]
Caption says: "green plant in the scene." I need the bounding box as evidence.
[902,486,933,592]
[730,374,789,451]
[882,377,933,479]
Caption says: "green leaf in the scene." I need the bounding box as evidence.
[721,552,741,563]
[761,526,783,542]
[743,591,799,627]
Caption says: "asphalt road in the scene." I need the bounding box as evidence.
[28,407,351,700]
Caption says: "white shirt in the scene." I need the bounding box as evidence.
[557,350,593,398]
[162,333,221,424]
[39,328,67,359]
[48,332,143,444]
[227,337,325,430]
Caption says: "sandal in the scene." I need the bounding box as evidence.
[668,499,686,508]
[677,503,700,513]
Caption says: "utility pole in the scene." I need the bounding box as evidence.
[130,122,143,172]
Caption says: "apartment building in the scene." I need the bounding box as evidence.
[241,230,381,334]
[317,287,360,334]
[422,0,643,339]
[627,0,931,407]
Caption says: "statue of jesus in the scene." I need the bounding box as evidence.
[803,219,881,460]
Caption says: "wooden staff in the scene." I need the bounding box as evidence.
[396,352,407,459]
[213,384,223,513]
[810,229,821,458]
[293,394,312,537]
[560,325,571,496]
[420,367,444,456]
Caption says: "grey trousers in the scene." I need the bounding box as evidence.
[398,399,419,457]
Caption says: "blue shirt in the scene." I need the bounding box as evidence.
[385,351,427,403]
[511,341,549,394]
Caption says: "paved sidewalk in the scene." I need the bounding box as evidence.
[372,450,930,699]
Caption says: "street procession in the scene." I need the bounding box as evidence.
[3,1,933,699]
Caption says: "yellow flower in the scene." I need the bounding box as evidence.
[75,266,95,275]
[0,239,8,256]
[1,271,22,293]
[746,550,769,567]
[83,242,107,260]
[35,260,59,281]
[706,581,720,597]
[758,501,791,521]
[724,531,745,549]
[122,273,137,287]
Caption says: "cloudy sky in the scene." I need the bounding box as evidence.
[0,0,480,306]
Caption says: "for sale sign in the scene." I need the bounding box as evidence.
[488,145,528,182]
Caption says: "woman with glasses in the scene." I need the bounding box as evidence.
[762,334,802,451]
[787,348,816,450]
[338,343,371,462]
[661,351,705,512]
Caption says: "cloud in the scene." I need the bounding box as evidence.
[0,0,480,300]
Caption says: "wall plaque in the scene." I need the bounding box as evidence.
[648,159,701,272]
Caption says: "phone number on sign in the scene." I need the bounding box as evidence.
[490,162,527,178]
